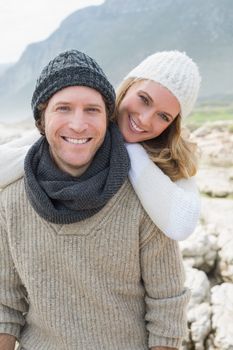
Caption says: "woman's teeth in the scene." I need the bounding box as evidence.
[129,116,144,132]
[64,137,90,144]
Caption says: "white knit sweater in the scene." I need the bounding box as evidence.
[0,130,200,240]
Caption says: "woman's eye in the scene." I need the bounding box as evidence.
[139,95,149,105]
[159,113,170,122]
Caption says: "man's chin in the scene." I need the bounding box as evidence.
[51,155,91,177]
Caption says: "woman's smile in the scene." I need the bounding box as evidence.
[128,115,146,133]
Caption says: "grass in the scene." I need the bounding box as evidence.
[185,104,233,129]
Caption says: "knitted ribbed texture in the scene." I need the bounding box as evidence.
[31,50,116,120]
[0,179,190,350]
[125,142,200,240]
[124,50,201,118]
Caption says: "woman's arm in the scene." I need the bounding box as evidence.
[0,129,40,189]
[125,143,201,241]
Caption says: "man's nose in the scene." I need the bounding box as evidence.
[69,109,88,132]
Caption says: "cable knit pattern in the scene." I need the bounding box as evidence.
[0,178,190,350]
[124,50,201,118]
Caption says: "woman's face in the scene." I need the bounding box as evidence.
[117,80,180,143]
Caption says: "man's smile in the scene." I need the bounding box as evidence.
[62,136,92,145]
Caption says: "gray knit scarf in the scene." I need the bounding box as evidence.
[24,123,130,224]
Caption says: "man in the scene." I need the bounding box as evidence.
[0,50,189,350]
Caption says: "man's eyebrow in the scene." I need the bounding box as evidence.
[85,103,104,108]
[53,101,70,106]
[139,90,175,119]
[53,102,104,109]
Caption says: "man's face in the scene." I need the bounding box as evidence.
[44,86,107,177]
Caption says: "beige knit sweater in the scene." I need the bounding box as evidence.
[0,178,190,350]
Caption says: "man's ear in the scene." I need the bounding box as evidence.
[40,117,46,135]
[35,115,45,136]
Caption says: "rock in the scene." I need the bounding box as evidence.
[196,166,233,198]
[183,266,211,350]
[200,197,233,231]
[200,197,233,283]
[210,283,233,349]
[180,224,218,273]
[217,228,233,283]
[191,121,233,167]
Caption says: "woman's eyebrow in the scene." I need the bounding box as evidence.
[138,90,154,103]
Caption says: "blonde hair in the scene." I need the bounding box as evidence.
[113,78,198,181]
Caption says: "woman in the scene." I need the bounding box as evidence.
[0,50,201,240]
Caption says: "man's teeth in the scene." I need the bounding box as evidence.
[130,116,144,132]
[64,137,90,144]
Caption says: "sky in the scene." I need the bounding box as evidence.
[0,0,105,64]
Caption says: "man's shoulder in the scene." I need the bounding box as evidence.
[121,179,162,233]
[119,178,145,209]
[124,180,173,246]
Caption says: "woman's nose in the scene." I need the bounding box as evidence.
[138,110,154,126]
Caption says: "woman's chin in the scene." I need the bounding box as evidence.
[120,125,144,143]
[123,134,139,143]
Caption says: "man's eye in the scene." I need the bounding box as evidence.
[139,95,149,105]
[56,106,70,112]
[87,108,100,113]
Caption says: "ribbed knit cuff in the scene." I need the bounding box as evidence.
[149,334,182,349]
[0,323,21,340]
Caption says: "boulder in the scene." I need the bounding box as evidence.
[182,266,211,350]
[210,283,233,349]
[196,167,233,198]
[180,224,218,273]
[217,228,233,283]
[191,121,233,167]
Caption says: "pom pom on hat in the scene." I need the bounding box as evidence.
[124,50,201,118]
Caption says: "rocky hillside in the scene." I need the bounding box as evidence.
[0,0,232,122]
[0,63,13,77]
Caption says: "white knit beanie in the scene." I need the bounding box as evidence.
[124,50,201,118]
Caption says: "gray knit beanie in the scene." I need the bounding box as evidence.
[31,49,115,120]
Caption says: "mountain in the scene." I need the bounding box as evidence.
[0,0,232,122]
[0,63,13,78]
